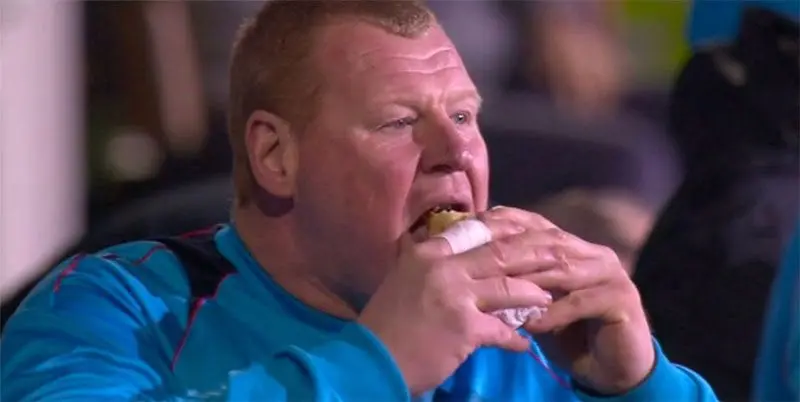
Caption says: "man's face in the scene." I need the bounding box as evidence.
[292,21,488,301]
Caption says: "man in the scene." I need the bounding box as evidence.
[1,2,716,400]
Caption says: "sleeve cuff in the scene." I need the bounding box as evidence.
[574,340,683,402]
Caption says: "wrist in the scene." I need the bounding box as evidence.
[356,314,424,396]
[576,338,656,395]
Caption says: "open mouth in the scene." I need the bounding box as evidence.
[408,203,468,240]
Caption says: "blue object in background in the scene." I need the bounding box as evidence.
[688,0,800,47]
[753,226,800,401]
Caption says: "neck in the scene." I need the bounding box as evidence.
[233,205,359,320]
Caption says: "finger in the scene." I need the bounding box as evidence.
[480,206,559,231]
[496,330,531,353]
[484,207,604,255]
[523,287,619,334]
[414,217,524,258]
[472,276,553,312]
[475,314,531,352]
[515,256,608,292]
[478,214,528,240]
[454,234,579,279]
[524,228,598,255]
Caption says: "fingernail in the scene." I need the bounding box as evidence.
[544,292,553,304]
[526,307,546,321]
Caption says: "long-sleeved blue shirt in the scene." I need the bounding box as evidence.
[1,225,718,401]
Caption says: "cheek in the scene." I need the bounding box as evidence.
[301,138,418,234]
[348,144,419,225]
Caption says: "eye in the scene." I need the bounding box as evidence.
[381,116,417,132]
[451,111,472,125]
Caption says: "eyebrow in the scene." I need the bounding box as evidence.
[448,89,483,109]
[368,87,483,112]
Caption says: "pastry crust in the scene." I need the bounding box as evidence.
[426,210,471,236]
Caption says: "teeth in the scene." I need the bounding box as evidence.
[409,204,461,234]
[431,205,455,214]
[426,206,452,221]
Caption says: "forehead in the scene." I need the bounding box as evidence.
[314,21,476,104]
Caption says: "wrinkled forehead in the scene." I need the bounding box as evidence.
[314,21,477,104]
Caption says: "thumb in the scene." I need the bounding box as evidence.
[501,331,532,353]
[401,230,455,259]
[480,315,531,352]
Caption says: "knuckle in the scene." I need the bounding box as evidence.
[489,205,510,214]
[598,246,624,270]
[530,213,558,229]
[546,227,569,240]
[618,275,639,295]
[497,205,524,215]
[598,245,617,260]
[498,276,514,298]
[529,211,548,223]
[425,283,453,310]
[485,205,514,220]
[567,292,584,310]
[534,246,556,262]
[492,206,536,224]
[554,250,572,272]
[487,239,512,269]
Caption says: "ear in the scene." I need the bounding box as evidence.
[244,110,299,198]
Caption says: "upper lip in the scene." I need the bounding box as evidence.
[408,195,473,232]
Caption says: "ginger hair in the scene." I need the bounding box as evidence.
[228,0,435,205]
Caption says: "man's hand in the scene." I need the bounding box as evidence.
[485,206,655,394]
[357,219,554,395]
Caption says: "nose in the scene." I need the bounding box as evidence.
[417,116,472,174]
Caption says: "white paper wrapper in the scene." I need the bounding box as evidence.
[435,218,545,329]
[491,306,545,329]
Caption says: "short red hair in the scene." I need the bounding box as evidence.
[227,0,435,205]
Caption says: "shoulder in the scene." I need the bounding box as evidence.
[7,239,197,332]
[0,239,212,400]
[60,239,191,298]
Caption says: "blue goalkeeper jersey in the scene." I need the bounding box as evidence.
[1,224,717,401]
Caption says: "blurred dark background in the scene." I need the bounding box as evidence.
[2,2,797,399]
